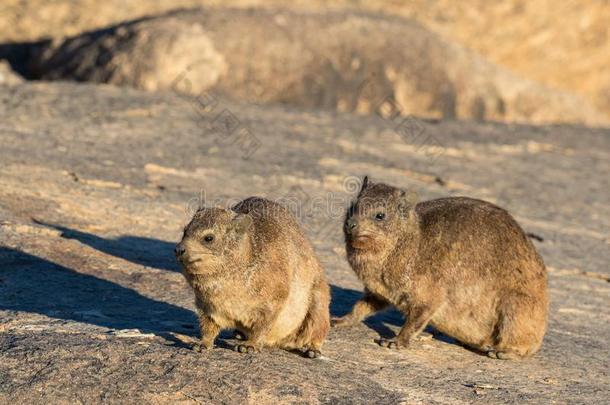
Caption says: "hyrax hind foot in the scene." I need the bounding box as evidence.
[377,338,408,350]
[377,332,433,349]
[234,343,259,354]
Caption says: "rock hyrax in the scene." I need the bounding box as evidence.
[175,197,330,358]
[335,177,548,359]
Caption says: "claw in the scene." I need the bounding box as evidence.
[235,344,256,354]
[487,350,520,360]
[377,338,401,349]
[193,343,211,352]
[304,349,321,359]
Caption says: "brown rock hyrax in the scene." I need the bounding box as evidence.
[335,177,549,360]
[175,197,330,358]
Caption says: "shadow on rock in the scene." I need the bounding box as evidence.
[0,246,195,334]
[330,285,404,338]
[34,221,180,272]
[30,221,405,338]
[330,285,456,344]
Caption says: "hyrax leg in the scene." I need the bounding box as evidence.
[488,293,546,360]
[194,312,221,352]
[234,308,280,354]
[378,304,436,350]
[332,290,389,327]
[293,278,331,358]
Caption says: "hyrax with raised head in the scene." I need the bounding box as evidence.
[175,197,330,358]
[335,177,548,359]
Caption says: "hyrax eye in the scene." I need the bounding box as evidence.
[375,212,386,221]
[203,234,214,243]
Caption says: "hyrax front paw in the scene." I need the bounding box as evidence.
[303,348,322,359]
[193,342,213,352]
[376,338,408,350]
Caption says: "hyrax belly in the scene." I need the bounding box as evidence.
[266,274,312,344]
[430,301,495,349]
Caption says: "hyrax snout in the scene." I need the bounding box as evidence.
[335,176,549,360]
[176,197,330,358]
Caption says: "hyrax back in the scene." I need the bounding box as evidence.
[337,177,548,359]
[175,197,330,358]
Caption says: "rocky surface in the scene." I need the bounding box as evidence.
[0,82,609,403]
[28,8,607,126]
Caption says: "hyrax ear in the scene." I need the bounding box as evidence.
[358,175,371,196]
[230,213,253,235]
[362,175,369,189]
[397,189,419,220]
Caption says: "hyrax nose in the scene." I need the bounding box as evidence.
[174,244,186,257]
[346,218,358,231]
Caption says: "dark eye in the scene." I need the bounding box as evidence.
[203,234,214,243]
[375,212,386,221]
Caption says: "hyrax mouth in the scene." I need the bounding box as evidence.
[177,253,206,266]
[184,258,203,265]
[349,234,375,249]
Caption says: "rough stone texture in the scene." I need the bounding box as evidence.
[0,82,609,403]
[29,8,607,126]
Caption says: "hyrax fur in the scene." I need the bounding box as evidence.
[335,177,548,360]
[175,197,330,358]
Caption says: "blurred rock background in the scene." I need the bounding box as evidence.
[1,0,609,125]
